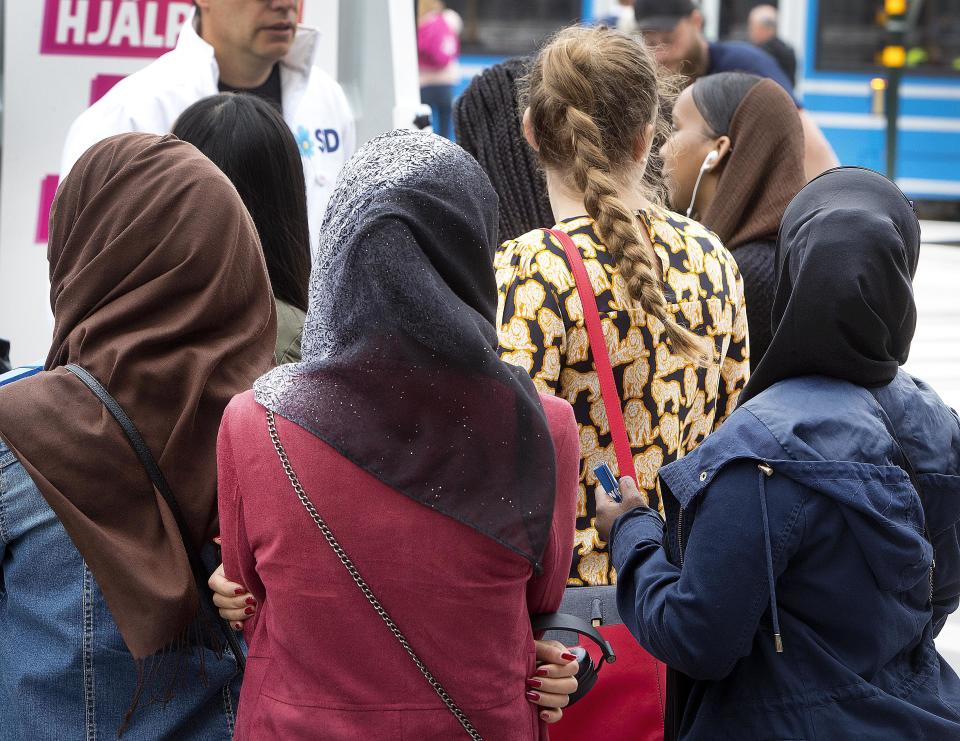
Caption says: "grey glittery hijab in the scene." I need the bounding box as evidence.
[254,130,557,568]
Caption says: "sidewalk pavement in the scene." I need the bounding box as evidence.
[908,224,959,670]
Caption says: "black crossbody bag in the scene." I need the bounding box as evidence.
[65,363,246,672]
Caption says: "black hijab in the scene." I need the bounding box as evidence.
[254,130,557,568]
[739,167,921,405]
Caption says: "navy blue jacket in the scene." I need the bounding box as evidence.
[612,372,960,739]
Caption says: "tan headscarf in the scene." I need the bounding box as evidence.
[0,134,276,660]
[702,79,806,250]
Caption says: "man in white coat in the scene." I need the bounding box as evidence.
[60,0,355,249]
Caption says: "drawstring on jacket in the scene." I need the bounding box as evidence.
[757,463,784,654]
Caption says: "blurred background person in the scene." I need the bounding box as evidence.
[661,72,806,368]
[60,0,354,251]
[634,0,837,179]
[453,57,554,242]
[498,25,748,740]
[747,4,797,86]
[217,130,580,738]
[597,167,960,741]
[0,134,275,739]
[417,0,462,140]
[174,93,310,364]
[597,0,640,33]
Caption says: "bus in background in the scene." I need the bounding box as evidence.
[446,0,960,207]
[776,0,959,205]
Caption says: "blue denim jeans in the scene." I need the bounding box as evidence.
[0,440,241,740]
[421,84,455,140]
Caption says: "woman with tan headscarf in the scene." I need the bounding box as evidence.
[661,72,808,368]
[0,133,276,739]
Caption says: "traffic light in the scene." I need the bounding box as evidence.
[882,45,907,68]
[885,0,907,15]
[882,0,907,68]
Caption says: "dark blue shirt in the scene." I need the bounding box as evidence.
[707,41,800,106]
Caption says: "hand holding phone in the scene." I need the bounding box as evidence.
[593,462,622,503]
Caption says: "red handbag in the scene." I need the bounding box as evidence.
[544,229,665,741]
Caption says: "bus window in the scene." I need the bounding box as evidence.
[445,0,582,57]
[817,0,960,75]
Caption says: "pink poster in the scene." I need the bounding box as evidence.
[41,0,194,58]
[90,73,127,104]
[35,175,60,243]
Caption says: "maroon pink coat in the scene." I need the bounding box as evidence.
[218,391,580,740]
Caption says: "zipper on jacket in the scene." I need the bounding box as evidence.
[677,508,685,566]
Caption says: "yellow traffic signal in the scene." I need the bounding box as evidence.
[882,45,907,68]
[885,0,907,14]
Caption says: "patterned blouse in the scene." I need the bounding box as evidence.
[495,206,749,586]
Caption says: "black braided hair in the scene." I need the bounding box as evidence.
[454,57,554,243]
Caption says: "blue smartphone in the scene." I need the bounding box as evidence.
[593,462,622,503]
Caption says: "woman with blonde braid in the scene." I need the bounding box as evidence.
[496,25,748,740]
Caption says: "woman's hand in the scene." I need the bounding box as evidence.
[527,639,579,723]
[594,476,649,543]
[208,562,256,630]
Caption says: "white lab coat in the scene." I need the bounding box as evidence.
[60,14,355,252]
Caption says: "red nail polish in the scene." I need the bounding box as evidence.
[234,588,245,596]
[244,607,255,615]
[535,667,549,677]
[561,652,577,662]
[540,711,551,721]
[526,678,542,688]
[245,597,257,606]
[233,623,243,631]
[525,691,540,702]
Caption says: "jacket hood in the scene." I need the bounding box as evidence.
[659,371,960,594]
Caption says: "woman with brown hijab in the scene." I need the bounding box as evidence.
[0,133,276,739]
[661,72,807,368]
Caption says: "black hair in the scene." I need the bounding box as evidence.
[453,57,554,242]
[173,93,311,313]
[690,72,764,137]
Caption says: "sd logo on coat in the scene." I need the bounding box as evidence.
[315,129,340,153]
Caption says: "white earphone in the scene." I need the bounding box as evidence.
[686,151,720,218]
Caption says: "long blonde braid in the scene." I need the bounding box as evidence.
[523,26,709,361]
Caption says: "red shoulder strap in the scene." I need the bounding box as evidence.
[546,229,636,483]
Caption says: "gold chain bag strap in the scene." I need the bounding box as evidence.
[265,410,485,741]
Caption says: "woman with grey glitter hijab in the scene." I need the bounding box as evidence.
[214,131,582,737]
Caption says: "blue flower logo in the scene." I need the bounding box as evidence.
[296,126,315,158]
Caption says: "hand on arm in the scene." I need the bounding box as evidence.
[528,640,579,724]
[208,561,255,630]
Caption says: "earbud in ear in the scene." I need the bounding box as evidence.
[688,151,722,218]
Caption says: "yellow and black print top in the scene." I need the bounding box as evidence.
[495,206,749,586]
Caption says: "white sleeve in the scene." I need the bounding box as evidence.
[337,84,356,160]
[60,103,135,180]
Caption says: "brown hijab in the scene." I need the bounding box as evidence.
[0,133,276,660]
[701,78,806,250]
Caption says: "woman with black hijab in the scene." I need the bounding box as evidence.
[594,168,960,739]
[216,130,581,738]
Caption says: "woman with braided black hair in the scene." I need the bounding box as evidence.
[453,57,554,242]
